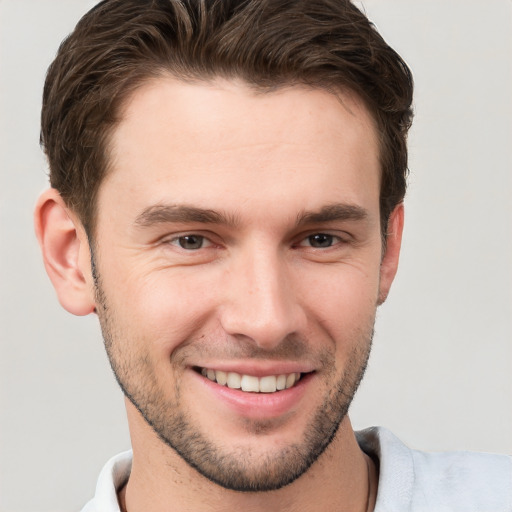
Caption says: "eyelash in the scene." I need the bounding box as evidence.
[166,232,347,251]
[294,233,345,249]
[167,234,214,250]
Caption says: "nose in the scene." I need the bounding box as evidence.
[219,247,307,350]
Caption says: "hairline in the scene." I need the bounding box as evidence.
[82,71,387,242]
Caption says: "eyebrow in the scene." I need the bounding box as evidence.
[134,202,368,229]
[296,203,368,226]
[134,204,240,228]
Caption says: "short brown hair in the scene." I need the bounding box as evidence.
[41,0,413,235]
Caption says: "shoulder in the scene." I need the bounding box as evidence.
[409,445,512,511]
[357,427,512,512]
[81,450,132,512]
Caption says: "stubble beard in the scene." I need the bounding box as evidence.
[94,275,373,492]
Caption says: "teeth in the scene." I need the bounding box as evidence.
[259,375,277,393]
[241,375,259,392]
[286,373,296,389]
[200,368,303,393]
[227,372,241,389]
[215,370,227,386]
[276,374,287,390]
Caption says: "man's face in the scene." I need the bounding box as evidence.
[91,78,392,491]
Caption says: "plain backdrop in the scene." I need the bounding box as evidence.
[1,1,511,510]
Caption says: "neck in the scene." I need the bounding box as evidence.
[120,404,377,512]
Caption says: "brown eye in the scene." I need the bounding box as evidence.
[177,235,205,250]
[307,233,335,248]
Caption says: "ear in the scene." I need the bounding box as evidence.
[34,188,96,316]
[378,203,404,305]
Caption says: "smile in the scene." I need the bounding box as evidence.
[198,367,303,393]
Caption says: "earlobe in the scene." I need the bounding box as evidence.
[378,203,404,305]
[34,188,96,316]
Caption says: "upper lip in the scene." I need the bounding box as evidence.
[192,361,316,377]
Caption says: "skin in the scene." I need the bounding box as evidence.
[35,77,403,511]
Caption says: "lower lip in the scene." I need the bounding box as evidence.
[192,370,313,419]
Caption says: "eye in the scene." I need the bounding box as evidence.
[172,235,209,250]
[301,233,338,248]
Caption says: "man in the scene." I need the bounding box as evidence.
[34,0,511,511]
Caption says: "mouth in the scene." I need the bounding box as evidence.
[195,367,304,393]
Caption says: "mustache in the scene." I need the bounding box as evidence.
[173,333,334,367]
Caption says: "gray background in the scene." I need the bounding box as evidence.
[1,0,511,510]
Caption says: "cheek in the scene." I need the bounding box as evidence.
[296,263,379,366]
[299,262,380,321]
[108,267,220,353]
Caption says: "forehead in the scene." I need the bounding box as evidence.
[101,77,380,224]
[114,77,378,156]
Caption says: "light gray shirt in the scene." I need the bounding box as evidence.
[82,427,512,511]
